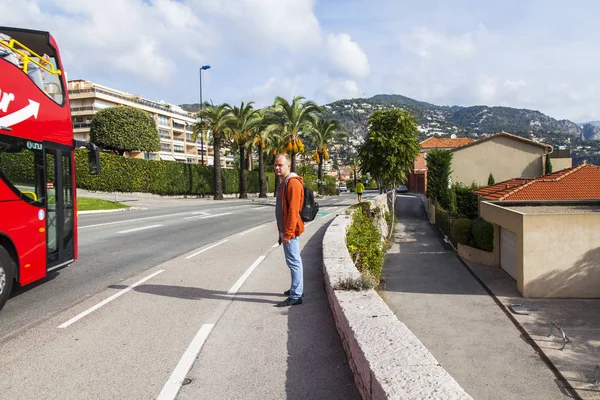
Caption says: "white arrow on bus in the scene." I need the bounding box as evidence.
[0,100,40,127]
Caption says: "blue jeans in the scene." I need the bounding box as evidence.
[281,234,303,300]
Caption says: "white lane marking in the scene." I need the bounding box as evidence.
[305,221,314,227]
[272,243,279,248]
[251,206,267,210]
[227,256,266,294]
[402,251,454,255]
[184,212,232,220]
[79,211,193,229]
[192,211,210,216]
[186,239,229,259]
[157,324,215,400]
[58,270,164,329]
[117,224,163,234]
[201,212,232,219]
[239,224,266,236]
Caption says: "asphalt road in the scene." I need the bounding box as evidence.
[0,191,366,340]
[0,190,370,399]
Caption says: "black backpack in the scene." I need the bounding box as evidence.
[285,178,319,222]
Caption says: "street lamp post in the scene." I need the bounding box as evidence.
[199,64,211,165]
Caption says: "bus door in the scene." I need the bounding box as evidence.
[45,145,74,270]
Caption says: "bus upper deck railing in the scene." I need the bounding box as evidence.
[0,37,61,76]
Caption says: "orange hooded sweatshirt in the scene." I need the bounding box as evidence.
[279,175,305,241]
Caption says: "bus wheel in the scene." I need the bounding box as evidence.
[0,246,15,311]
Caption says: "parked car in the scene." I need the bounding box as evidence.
[338,184,348,193]
[396,185,408,193]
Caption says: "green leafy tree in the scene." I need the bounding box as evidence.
[545,153,553,174]
[310,118,346,194]
[90,106,160,155]
[358,108,420,238]
[488,173,496,185]
[426,148,453,209]
[266,96,322,172]
[193,102,233,200]
[226,102,261,199]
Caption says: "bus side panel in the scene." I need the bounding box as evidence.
[2,200,47,285]
[0,181,20,201]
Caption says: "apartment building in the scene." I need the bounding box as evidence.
[67,80,234,167]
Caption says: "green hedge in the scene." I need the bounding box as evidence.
[74,150,275,195]
[435,206,450,237]
[451,218,473,246]
[471,217,494,252]
[346,202,384,281]
[453,184,480,219]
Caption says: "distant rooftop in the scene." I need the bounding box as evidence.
[420,136,474,149]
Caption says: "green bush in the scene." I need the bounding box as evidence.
[5,149,275,197]
[471,217,494,252]
[346,202,384,281]
[451,218,473,246]
[453,184,480,219]
[435,206,449,236]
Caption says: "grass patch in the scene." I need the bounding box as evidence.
[77,197,130,211]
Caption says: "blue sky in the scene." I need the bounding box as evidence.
[2,0,600,122]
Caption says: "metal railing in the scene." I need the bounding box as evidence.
[68,88,195,118]
[546,322,571,351]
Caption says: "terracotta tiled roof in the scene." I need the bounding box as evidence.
[473,164,600,201]
[451,131,552,152]
[420,136,474,149]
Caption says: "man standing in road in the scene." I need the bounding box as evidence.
[274,153,304,307]
[355,180,365,203]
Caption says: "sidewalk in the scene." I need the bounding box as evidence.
[380,194,572,399]
[464,260,600,399]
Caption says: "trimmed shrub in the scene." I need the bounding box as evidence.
[453,184,480,220]
[435,206,449,236]
[451,218,473,246]
[346,202,384,281]
[471,217,494,252]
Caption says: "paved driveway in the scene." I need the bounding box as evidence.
[380,194,570,400]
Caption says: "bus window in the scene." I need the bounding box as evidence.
[0,32,65,105]
[0,134,45,205]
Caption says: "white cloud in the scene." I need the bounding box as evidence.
[319,79,362,102]
[402,27,477,59]
[325,33,370,78]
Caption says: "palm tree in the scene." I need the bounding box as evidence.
[226,102,261,199]
[267,96,322,172]
[193,102,232,200]
[311,118,346,194]
[252,110,276,198]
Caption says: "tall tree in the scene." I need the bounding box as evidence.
[267,96,322,172]
[90,106,160,155]
[545,153,553,174]
[426,148,453,209]
[252,110,276,198]
[311,118,346,194]
[358,109,421,238]
[193,102,233,200]
[226,102,261,199]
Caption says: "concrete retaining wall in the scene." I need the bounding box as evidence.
[458,243,494,267]
[322,196,472,399]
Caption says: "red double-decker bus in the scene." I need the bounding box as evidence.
[0,26,99,311]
